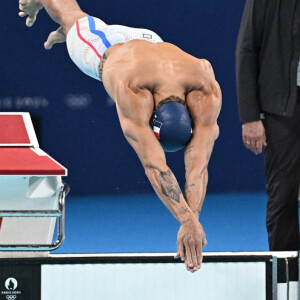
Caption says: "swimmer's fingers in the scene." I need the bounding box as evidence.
[44,26,66,50]
[185,239,203,272]
[185,244,196,272]
[175,237,185,261]
[190,244,200,272]
[196,242,203,269]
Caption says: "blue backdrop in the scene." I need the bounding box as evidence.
[0,0,265,195]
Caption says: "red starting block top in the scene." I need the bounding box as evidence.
[0,113,67,175]
[0,148,67,175]
[0,113,39,147]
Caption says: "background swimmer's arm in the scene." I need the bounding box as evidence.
[185,67,222,219]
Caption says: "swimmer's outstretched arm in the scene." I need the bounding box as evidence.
[181,61,222,252]
[116,86,204,273]
[184,77,221,219]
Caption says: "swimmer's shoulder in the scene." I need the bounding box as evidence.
[187,59,221,100]
[197,59,219,88]
[198,59,214,74]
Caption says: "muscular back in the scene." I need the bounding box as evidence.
[101,40,216,108]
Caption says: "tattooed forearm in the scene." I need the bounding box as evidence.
[150,181,180,219]
[184,145,193,172]
[145,166,193,222]
[159,169,182,203]
[179,206,190,215]
[98,53,108,81]
[198,170,208,213]
[184,145,193,157]
[184,183,195,197]
[206,140,215,161]
[184,170,208,218]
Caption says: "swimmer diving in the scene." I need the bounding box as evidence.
[18,0,222,272]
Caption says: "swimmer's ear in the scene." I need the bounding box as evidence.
[44,26,66,50]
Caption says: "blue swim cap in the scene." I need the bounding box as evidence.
[151,102,192,152]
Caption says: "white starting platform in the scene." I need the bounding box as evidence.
[0,113,68,255]
[0,251,298,300]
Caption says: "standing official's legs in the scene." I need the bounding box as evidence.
[264,93,300,251]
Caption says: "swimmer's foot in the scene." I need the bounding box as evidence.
[18,0,43,27]
[44,26,66,50]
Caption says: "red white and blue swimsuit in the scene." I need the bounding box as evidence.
[66,16,163,81]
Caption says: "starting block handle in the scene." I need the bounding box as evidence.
[0,183,68,251]
[0,211,62,217]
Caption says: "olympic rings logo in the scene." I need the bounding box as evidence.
[6,295,17,300]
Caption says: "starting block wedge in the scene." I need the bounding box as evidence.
[0,113,68,255]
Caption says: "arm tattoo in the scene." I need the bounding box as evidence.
[179,206,190,215]
[99,53,108,81]
[184,183,195,197]
[184,145,193,157]
[159,169,182,203]
[184,145,193,172]
[150,183,179,219]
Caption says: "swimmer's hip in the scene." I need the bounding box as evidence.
[66,16,163,81]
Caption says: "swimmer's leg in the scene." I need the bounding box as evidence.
[44,26,66,50]
[43,0,88,33]
[19,0,88,33]
[19,0,109,80]
[19,0,93,48]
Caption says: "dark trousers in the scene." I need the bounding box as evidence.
[263,91,300,251]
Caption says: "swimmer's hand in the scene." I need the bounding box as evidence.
[44,26,66,50]
[18,0,43,27]
[175,218,207,273]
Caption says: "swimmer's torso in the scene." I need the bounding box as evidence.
[101,40,212,107]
